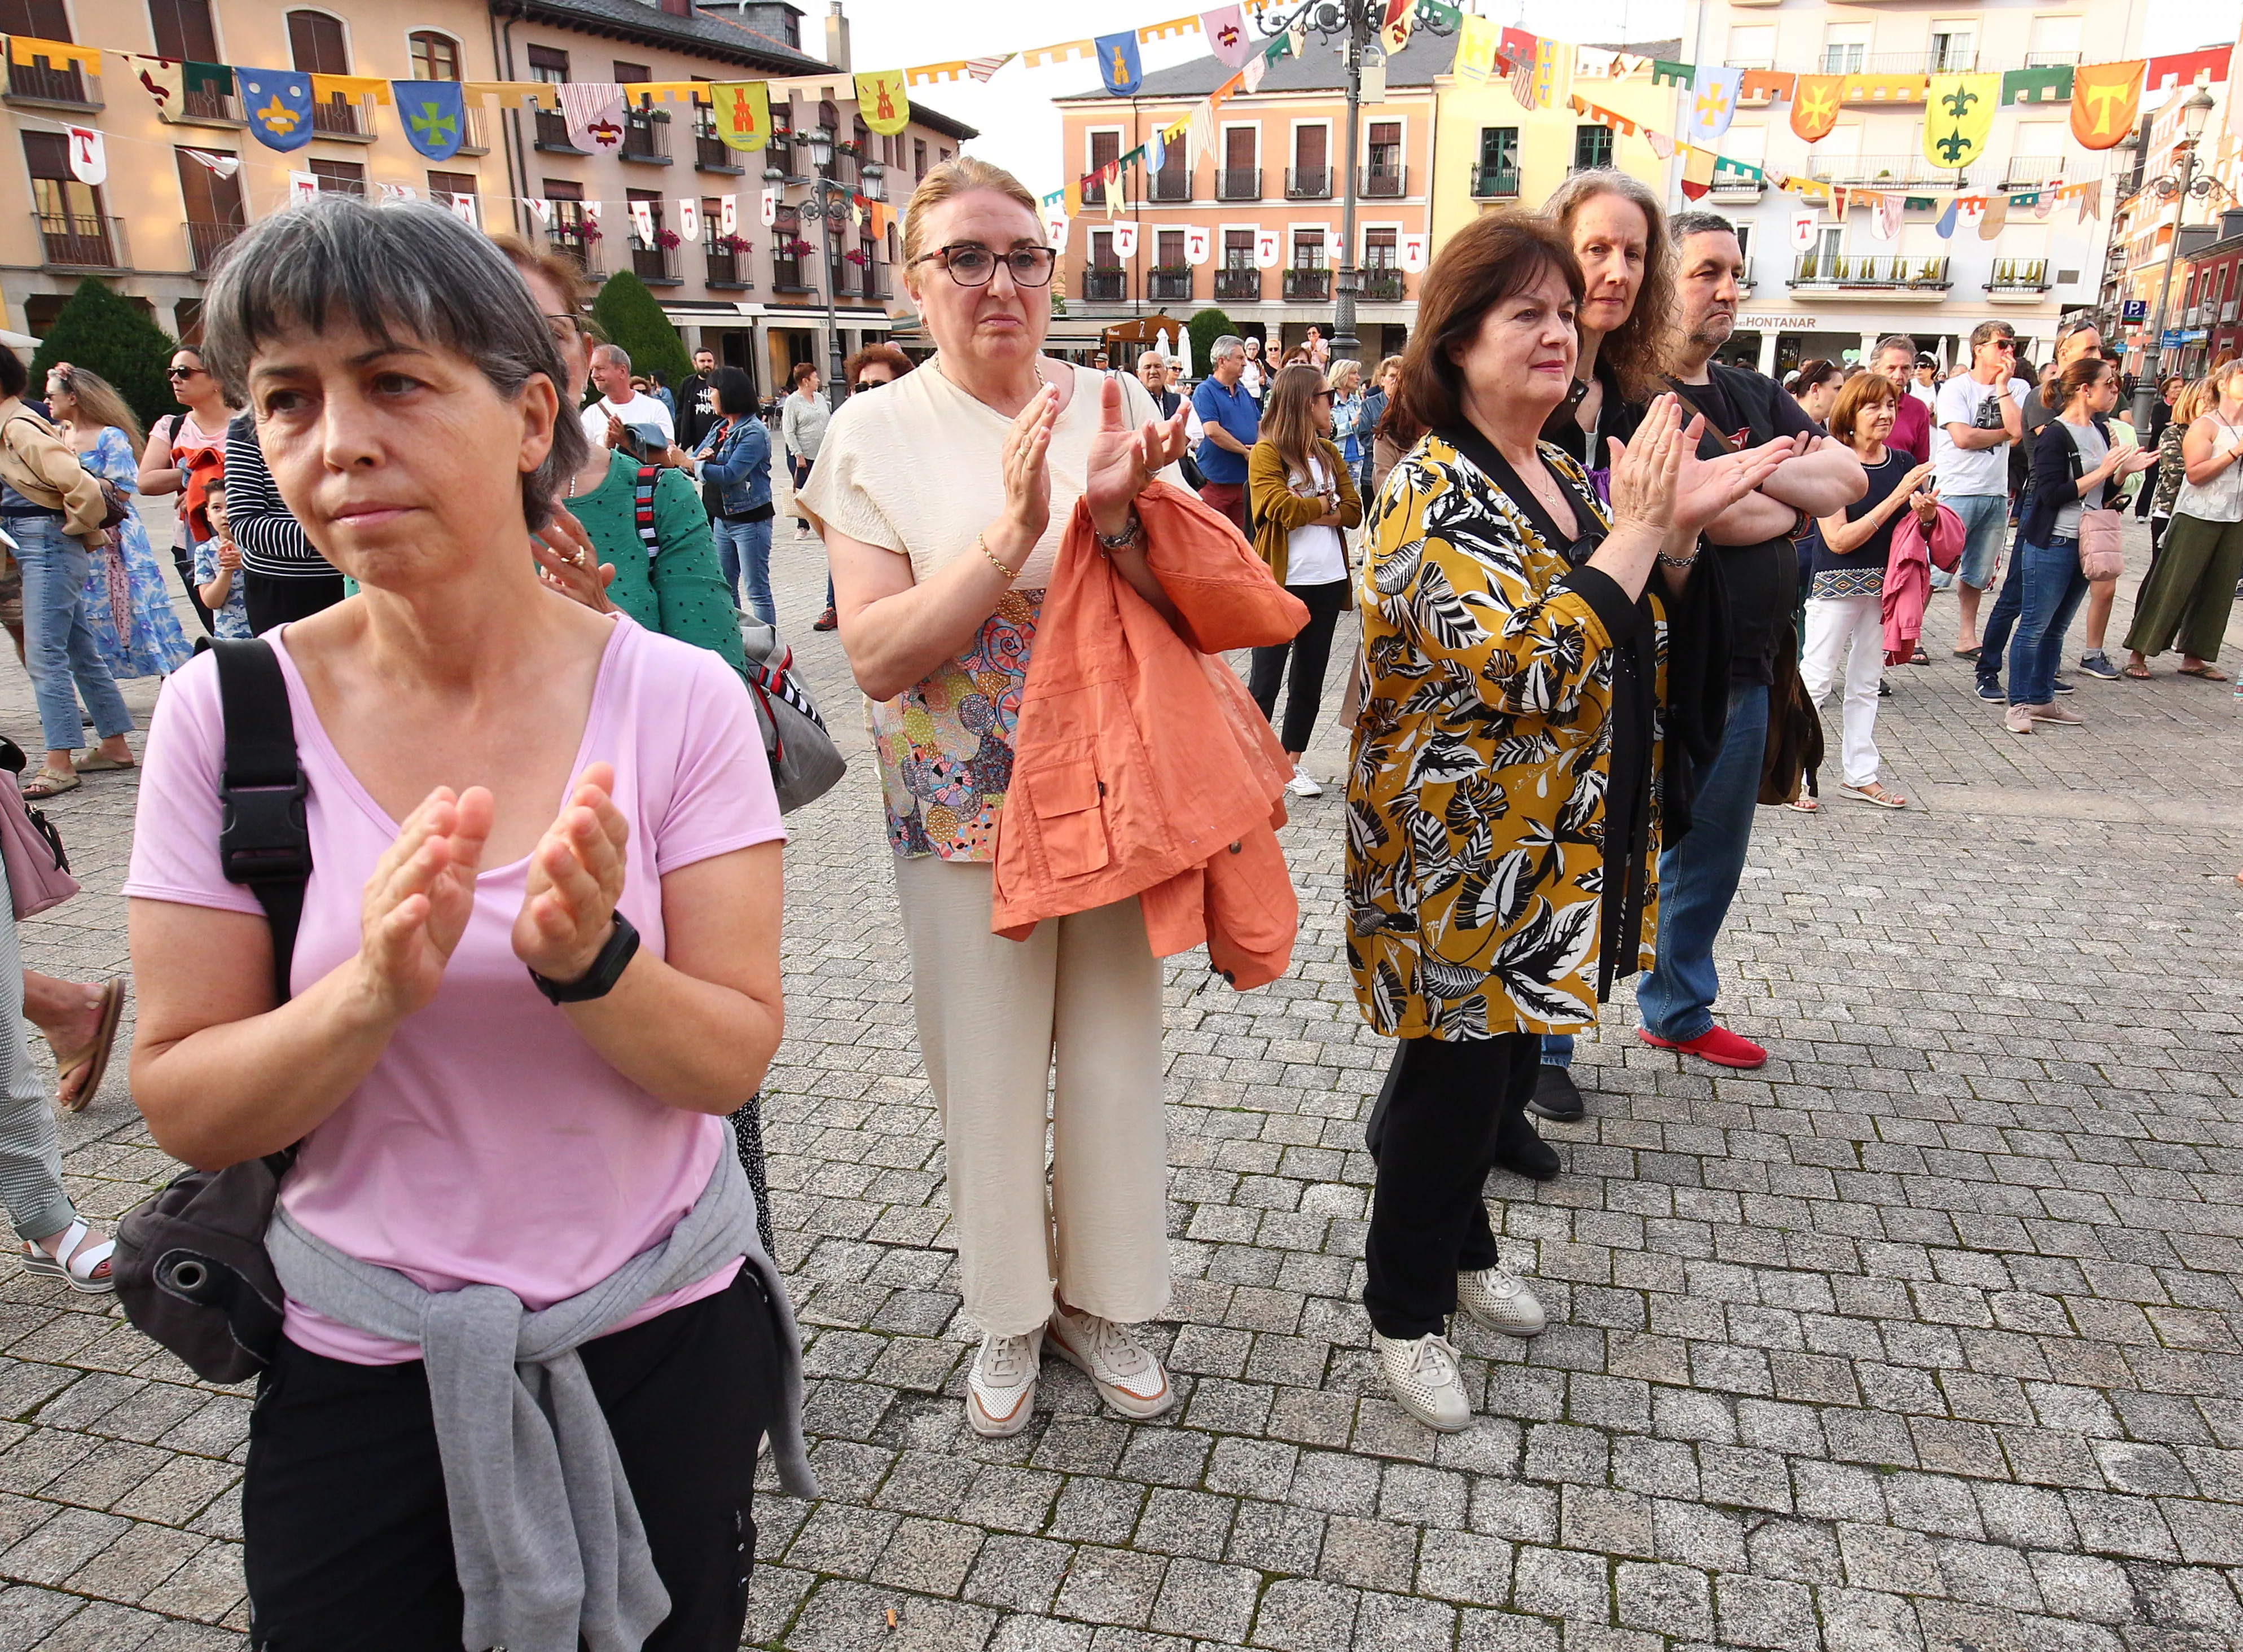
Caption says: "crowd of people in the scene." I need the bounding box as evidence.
[0,146,2214,1646]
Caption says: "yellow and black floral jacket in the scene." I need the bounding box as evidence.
[1345,432,1667,1042]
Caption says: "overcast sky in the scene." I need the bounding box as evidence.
[823,0,2243,196]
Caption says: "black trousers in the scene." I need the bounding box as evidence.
[1247,578,1349,754]
[1363,1031,1538,1340]
[245,572,348,635]
[171,544,214,635]
[244,1269,780,1651]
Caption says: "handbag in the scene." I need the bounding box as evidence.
[113,641,308,1384]
[738,619,846,814]
[2075,509,2126,581]
[0,739,77,919]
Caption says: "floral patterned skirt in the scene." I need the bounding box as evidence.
[82,511,193,680]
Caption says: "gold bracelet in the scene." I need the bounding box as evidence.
[976,533,1019,581]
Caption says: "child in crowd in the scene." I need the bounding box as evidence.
[191,480,251,639]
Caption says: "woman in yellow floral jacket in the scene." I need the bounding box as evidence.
[1346,212,1791,1433]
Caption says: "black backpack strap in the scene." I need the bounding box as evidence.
[213,640,310,1005]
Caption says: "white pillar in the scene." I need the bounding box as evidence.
[1859,331,1883,366]
[1756,330,1779,375]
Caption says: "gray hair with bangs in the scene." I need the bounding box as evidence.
[201,194,587,532]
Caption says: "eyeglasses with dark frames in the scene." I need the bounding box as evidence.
[166,365,204,379]
[908,242,1058,288]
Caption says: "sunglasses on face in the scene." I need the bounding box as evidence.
[167,366,203,380]
[908,242,1057,288]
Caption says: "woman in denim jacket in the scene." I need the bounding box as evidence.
[675,369,776,624]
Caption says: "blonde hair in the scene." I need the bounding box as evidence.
[2176,378,2216,424]
[1259,363,1332,484]
[901,156,1039,266]
[2210,359,2243,404]
[47,363,141,449]
[1325,358,1362,393]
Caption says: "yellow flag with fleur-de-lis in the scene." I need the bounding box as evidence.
[1924,73,1998,171]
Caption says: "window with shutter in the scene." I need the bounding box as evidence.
[286,11,350,74]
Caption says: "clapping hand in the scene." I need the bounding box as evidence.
[356,786,493,1022]
[1083,373,1190,537]
[512,763,630,988]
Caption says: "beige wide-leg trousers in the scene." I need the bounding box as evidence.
[893,854,1171,1339]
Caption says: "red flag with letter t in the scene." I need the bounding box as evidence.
[2071,61,2144,150]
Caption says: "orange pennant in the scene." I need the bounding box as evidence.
[1741,70,1796,103]
[1790,74,1843,142]
[2071,60,2144,150]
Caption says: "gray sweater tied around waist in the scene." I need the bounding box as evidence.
[266,1145,817,1652]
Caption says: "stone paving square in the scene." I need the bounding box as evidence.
[0,493,2235,1651]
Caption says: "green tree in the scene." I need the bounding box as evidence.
[28,278,179,434]
[589,270,692,398]
[1186,307,1235,379]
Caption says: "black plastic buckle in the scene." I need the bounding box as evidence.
[218,774,311,886]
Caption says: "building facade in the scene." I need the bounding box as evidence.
[1054,29,1452,367]
[0,0,968,395]
[1426,38,1682,249]
[1679,0,2132,376]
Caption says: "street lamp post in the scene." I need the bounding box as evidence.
[1263,1,1452,363]
[765,126,885,410]
[2132,86,2218,432]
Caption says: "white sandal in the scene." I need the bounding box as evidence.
[22,1219,115,1295]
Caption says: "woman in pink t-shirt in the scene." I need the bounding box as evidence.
[124,196,808,1652]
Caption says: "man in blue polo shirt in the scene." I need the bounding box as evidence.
[1191,334,1261,534]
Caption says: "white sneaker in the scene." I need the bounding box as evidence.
[1371,1330,1472,1431]
[1284,765,1323,798]
[1046,1306,1173,1418]
[965,1329,1043,1438]
[1456,1268,1547,1337]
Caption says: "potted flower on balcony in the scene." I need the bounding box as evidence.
[653,228,683,250]
[712,234,752,256]
[843,248,868,266]
[1151,262,1190,275]
[785,236,815,258]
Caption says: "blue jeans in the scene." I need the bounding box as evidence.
[13,516,130,754]
[713,516,774,625]
[1634,681,1770,1044]
[1938,493,2008,592]
[1976,558,2025,687]
[1540,1033,1573,1069]
[2008,536,2088,707]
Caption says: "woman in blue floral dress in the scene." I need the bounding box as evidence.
[46,366,192,683]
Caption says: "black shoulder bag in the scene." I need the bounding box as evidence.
[114,640,310,1384]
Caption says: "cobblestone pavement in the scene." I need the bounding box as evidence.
[0,487,2238,1651]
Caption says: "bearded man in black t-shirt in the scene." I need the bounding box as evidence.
[1633,212,1868,1072]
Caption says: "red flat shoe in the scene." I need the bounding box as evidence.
[1637,1024,1768,1069]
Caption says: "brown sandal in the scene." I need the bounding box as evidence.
[52,981,123,1113]
[20,768,77,799]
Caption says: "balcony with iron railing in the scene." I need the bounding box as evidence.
[1811,154,1970,187]
[704,243,751,289]
[1359,164,1406,198]
[33,213,126,271]
[1360,267,1404,302]
[2225,298,2240,324]
[2002,156,2066,188]
[168,86,239,124]
[696,129,744,173]
[5,60,98,108]
[185,219,243,275]
[1215,266,1261,301]
[1986,258,2051,294]
[630,240,680,284]
[1788,252,1952,291]
[1216,168,1261,202]
[1285,166,1331,200]
[1283,268,1331,301]
[622,110,670,164]
[770,244,813,292]
[311,93,370,140]
[1082,267,1125,301]
[1147,169,1191,202]
[544,225,604,280]
[534,108,576,151]
[1711,165,1765,201]
[1149,269,1192,301]
[1859,50,1979,74]
[1471,162,1521,199]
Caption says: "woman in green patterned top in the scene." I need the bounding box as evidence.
[495,237,747,678]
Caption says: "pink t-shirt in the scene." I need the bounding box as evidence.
[124,616,785,1364]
